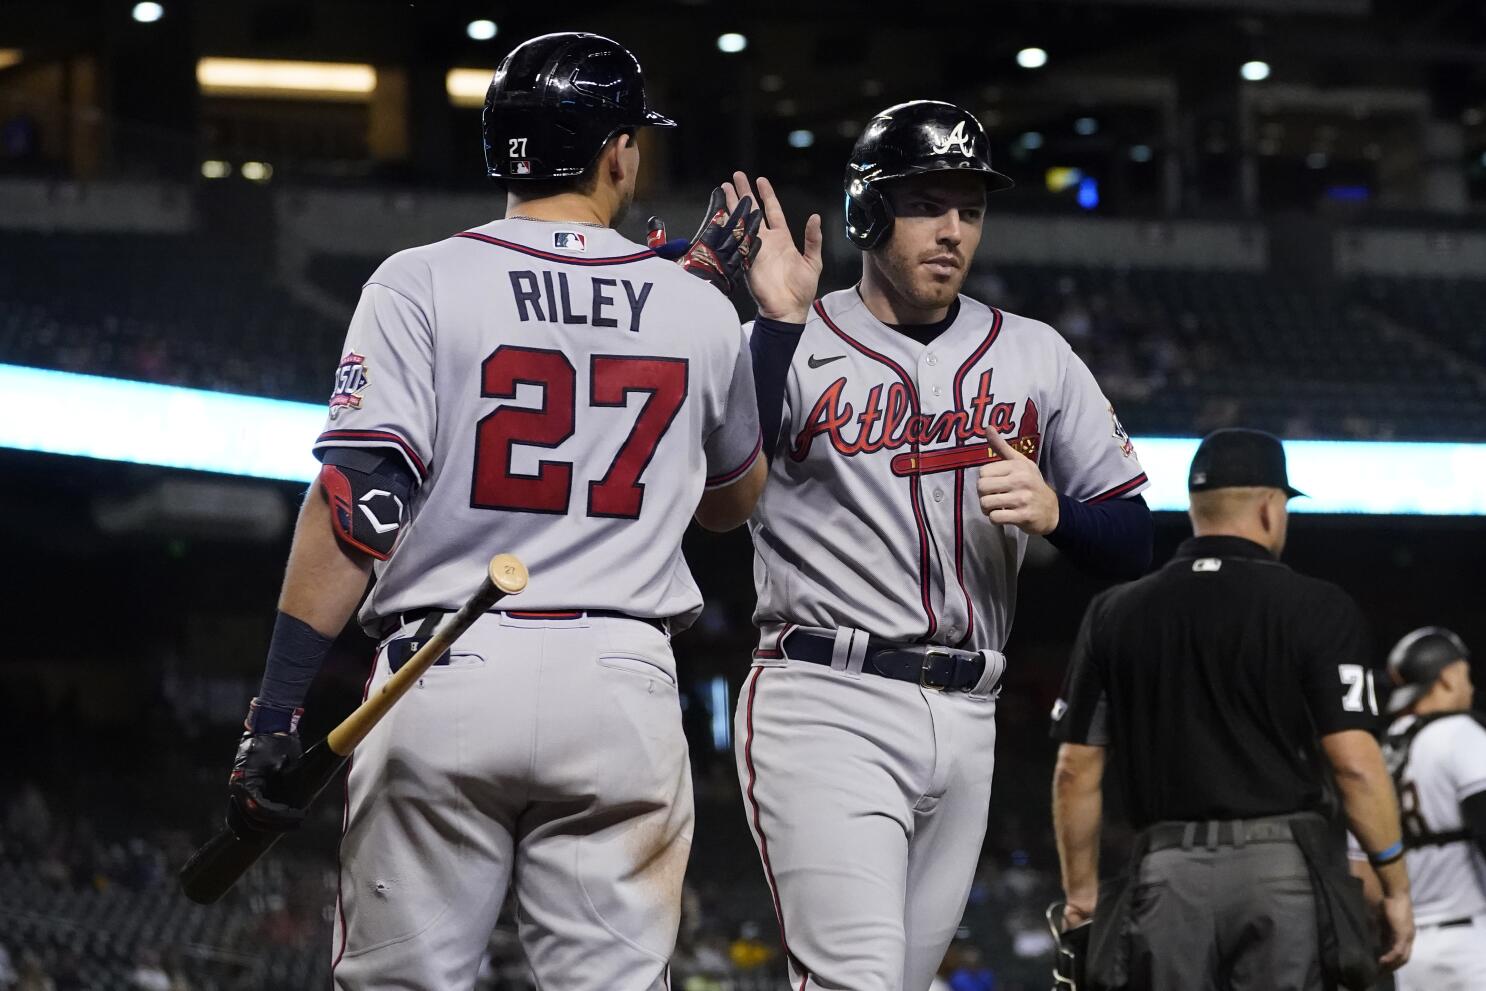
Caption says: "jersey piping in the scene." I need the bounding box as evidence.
[814,299,938,640]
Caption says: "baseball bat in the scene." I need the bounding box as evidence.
[178,553,528,905]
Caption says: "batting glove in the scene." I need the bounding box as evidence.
[226,699,308,834]
[648,187,763,295]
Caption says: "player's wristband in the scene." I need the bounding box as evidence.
[257,610,335,712]
[1368,840,1405,866]
[244,698,303,735]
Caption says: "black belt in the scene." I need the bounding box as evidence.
[1144,815,1301,853]
[780,629,986,692]
[1426,916,1474,929]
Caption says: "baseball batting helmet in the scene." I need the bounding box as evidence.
[1386,626,1471,713]
[482,32,675,181]
[843,100,1014,250]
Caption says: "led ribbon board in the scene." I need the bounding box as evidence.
[0,364,322,483]
[1,364,1483,514]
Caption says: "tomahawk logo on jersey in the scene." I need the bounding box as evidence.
[751,288,1147,650]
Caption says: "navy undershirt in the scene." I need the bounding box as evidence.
[750,301,1150,580]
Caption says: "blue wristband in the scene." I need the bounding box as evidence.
[1369,840,1404,865]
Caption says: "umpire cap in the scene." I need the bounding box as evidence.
[844,101,1014,250]
[482,32,675,181]
[1187,428,1304,498]
[1386,626,1471,714]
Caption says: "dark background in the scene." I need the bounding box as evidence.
[1,1,1484,988]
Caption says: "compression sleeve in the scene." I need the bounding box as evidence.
[1045,493,1153,580]
[750,316,806,460]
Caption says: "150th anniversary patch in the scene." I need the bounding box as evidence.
[329,351,368,419]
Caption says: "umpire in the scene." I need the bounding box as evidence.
[1049,429,1414,990]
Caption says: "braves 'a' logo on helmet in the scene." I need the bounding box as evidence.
[930,120,975,158]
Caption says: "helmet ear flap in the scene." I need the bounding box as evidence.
[844,177,894,250]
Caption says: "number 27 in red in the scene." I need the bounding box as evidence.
[471,345,688,519]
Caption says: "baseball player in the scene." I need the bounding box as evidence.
[727,101,1154,991]
[221,33,766,990]
[1371,627,1486,991]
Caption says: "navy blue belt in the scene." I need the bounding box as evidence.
[386,609,667,673]
[781,629,986,692]
[1427,916,1474,929]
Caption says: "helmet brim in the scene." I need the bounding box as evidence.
[872,163,1015,193]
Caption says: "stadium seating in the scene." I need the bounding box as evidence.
[3,229,1483,440]
[0,231,343,402]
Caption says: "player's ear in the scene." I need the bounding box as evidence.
[617,131,639,182]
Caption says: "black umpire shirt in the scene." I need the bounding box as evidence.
[1051,535,1380,829]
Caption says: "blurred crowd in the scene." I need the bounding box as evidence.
[0,733,1070,991]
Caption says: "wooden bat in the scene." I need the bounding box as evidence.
[178,553,528,905]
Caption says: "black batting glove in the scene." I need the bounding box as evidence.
[649,187,763,295]
[226,700,307,834]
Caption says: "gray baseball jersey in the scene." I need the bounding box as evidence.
[313,218,762,631]
[736,287,1145,991]
[751,288,1148,649]
[319,218,760,990]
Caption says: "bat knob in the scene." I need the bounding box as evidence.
[489,553,528,595]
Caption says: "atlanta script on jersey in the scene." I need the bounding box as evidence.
[751,288,1147,650]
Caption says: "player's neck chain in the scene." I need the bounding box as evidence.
[508,215,606,228]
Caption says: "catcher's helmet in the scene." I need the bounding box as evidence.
[482,32,675,181]
[1386,626,1470,713]
[844,100,1014,250]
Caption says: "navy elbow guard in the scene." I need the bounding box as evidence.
[318,447,416,560]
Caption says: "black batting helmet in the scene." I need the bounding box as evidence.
[843,100,1014,250]
[1386,626,1470,713]
[482,32,675,181]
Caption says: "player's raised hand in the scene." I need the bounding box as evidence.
[649,188,763,295]
[723,171,822,324]
[977,430,1060,535]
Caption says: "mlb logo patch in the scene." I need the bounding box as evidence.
[328,351,368,420]
[552,231,587,252]
[512,160,532,176]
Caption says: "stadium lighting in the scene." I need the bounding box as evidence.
[446,68,493,108]
[1129,144,1154,162]
[196,58,377,101]
[1074,116,1099,136]
[1016,47,1048,70]
[1306,151,1329,169]
[241,161,273,182]
[1240,60,1271,82]
[788,129,815,149]
[1,363,1482,514]
[465,19,497,41]
[716,33,748,54]
[1019,131,1044,151]
[0,50,22,71]
[199,160,231,179]
[131,2,164,23]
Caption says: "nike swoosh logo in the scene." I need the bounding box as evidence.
[808,354,845,369]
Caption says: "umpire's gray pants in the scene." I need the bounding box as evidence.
[1126,839,1324,991]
